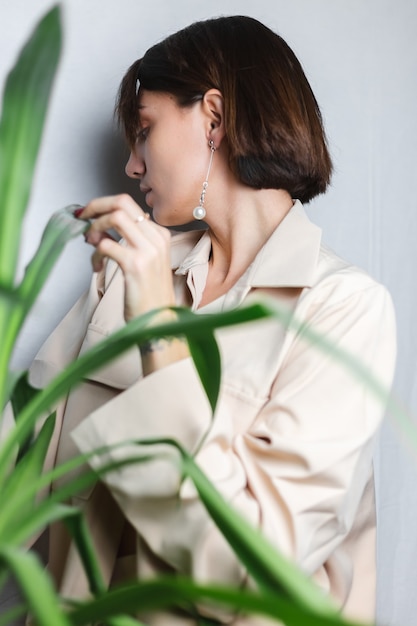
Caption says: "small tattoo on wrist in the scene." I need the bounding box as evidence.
[140,336,184,355]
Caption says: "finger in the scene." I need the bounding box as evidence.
[90,237,132,273]
[85,209,151,247]
[123,213,171,251]
[91,236,156,279]
[133,212,151,225]
[87,214,171,279]
[86,207,169,255]
[81,194,146,222]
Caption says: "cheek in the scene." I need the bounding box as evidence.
[149,132,207,209]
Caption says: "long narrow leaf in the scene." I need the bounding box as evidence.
[18,205,88,314]
[10,371,40,422]
[132,438,337,618]
[10,371,41,459]
[105,617,146,626]
[0,5,62,413]
[2,501,80,548]
[0,414,55,538]
[171,306,222,413]
[105,618,146,626]
[62,507,116,597]
[34,436,345,621]
[0,303,271,483]
[0,297,21,416]
[0,547,71,626]
[0,603,27,626]
[0,448,97,542]
[3,497,148,626]
[1,207,89,410]
[2,367,23,411]
[186,331,221,413]
[59,509,148,626]
[67,577,367,626]
[0,5,62,286]
[1,451,155,546]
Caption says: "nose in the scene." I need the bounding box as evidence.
[125,150,145,179]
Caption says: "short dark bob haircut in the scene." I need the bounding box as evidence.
[117,15,332,203]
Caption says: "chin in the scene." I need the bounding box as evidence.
[152,207,191,228]
[151,210,170,227]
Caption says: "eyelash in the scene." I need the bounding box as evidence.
[136,127,149,143]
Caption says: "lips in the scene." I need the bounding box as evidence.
[140,185,153,207]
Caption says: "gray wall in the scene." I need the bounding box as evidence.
[1,1,416,624]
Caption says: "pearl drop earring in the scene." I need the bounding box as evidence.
[193,139,216,220]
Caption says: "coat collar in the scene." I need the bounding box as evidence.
[172,200,322,289]
[85,201,321,390]
[103,200,322,292]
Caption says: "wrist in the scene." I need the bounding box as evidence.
[140,335,185,355]
[139,335,190,376]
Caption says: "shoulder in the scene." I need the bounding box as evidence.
[310,243,392,307]
[290,242,397,357]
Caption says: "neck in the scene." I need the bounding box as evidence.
[204,185,294,286]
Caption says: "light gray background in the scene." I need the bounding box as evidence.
[1,1,416,624]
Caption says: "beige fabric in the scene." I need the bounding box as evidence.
[25,201,396,624]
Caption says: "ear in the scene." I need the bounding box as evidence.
[201,88,226,147]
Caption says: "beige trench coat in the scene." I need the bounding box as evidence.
[26,201,396,625]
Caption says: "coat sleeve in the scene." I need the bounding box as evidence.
[29,273,103,389]
[71,280,396,602]
[22,273,104,478]
[1,272,101,437]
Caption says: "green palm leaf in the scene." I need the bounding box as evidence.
[0,5,63,412]
[0,303,270,484]
[0,547,71,626]
[0,5,61,287]
[67,577,366,626]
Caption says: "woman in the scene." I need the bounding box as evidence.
[30,15,396,625]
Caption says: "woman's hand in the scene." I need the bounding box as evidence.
[76,194,190,375]
[77,193,174,322]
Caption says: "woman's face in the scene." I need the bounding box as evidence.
[125,89,211,226]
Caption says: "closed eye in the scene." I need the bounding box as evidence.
[136,127,150,143]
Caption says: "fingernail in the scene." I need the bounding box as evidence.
[73,207,85,218]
